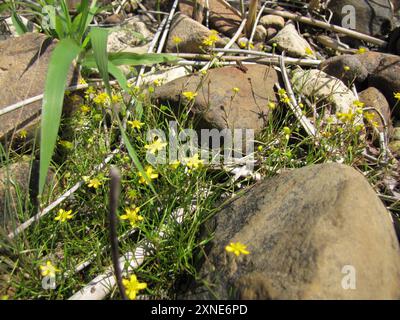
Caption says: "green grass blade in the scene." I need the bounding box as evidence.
[89,27,158,195]
[89,27,111,94]
[11,11,28,35]
[39,38,82,194]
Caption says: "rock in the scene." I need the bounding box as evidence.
[0,33,79,142]
[366,54,400,118]
[359,87,393,135]
[208,0,242,37]
[268,23,315,58]
[389,140,400,156]
[0,159,56,230]
[253,25,267,42]
[103,14,124,25]
[179,0,206,23]
[319,55,369,86]
[166,13,226,53]
[327,0,394,37]
[291,69,358,116]
[259,14,285,30]
[184,163,400,299]
[107,15,155,52]
[392,127,400,140]
[153,65,279,134]
[265,27,278,41]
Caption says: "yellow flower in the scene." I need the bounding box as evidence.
[336,111,355,123]
[39,261,60,277]
[305,47,314,56]
[144,139,167,154]
[93,92,109,106]
[172,36,182,45]
[268,102,276,110]
[202,30,219,47]
[232,87,240,94]
[257,145,263,152]
[120,206,144,227]
[138,166,158,184]
[344,66,350,72]
[182,91,197,101]
[80,104,90,113]
[122,274,147,300]
[85,86,95,98]
[283,126,291,135]
[59,140,73,150]
[353,100,365,108]
[278,88,287,96]
[153,79,162,87]
[79,78,87,85]
[19,129,27,139]
[111,94,122,104]
[356,47,367,54]
[364,111,376,122]
[88,178,102,189]
[239,41,246,48]
[184,154,204,170]
[127,119,144,130]
[225,242,250,256]
[170,159,181,170]
[394,92,400,101]
[54,209,74,222]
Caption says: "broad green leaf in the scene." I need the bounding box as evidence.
[107,61,129,92]
[39,39,82,194]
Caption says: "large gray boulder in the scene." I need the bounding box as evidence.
[184,163,400,299]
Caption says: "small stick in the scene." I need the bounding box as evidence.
[278,53,317,137]
[200,18,247,72]
[156,0,179,54]
[262,8,388,47]
[248,0,268,47]
[108,167,127,300]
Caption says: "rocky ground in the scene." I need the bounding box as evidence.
[1,0,400,300]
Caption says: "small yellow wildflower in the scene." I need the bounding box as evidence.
[120,206,144,227]
[394,92,400,101]
[79,78,87,85]
[144,139,167,154]
[153,79,162,87]
[80,104,90,113]
[170,159,181,169]
[39,261,60,278]
[54,209,74,223]
[122,275,147,300]
[232,87,240,94]
[88,178,102,189]
[353,100,365,108]
[172,36,182,45]
[268,102,276,110]
[202,30,219,47]
[344,66,350,72]
[283,126,291,136]
[364,111,376,122]
[225,242,250,256]
[239,41,246,48]
[336,111,355,123]
[58,140,73,150]
[182,91,197,101]
[305,47,314,56]
[19,129,27,139]
[93,92,109,106]
[356,47,367,54]
[257,145,263,152]
[85,86,95,99]
[127,119,144,130]
[111,94,122,104]
[184,154,204,170]
[138,166,159,184]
